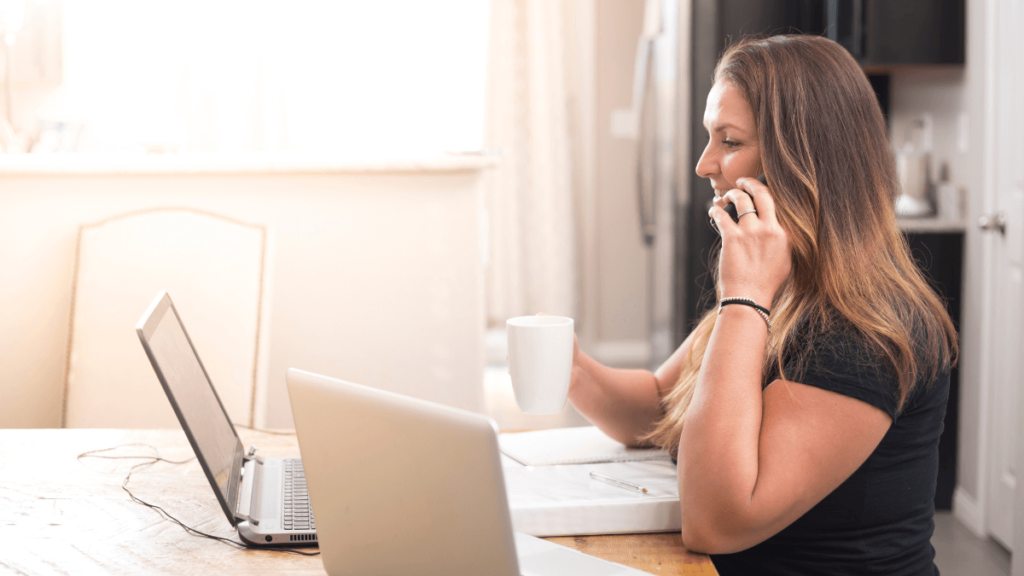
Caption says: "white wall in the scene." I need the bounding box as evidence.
[0,156,489,429]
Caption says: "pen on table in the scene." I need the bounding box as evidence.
[589,471,649,494]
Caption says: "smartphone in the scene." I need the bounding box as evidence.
[710,173,766,235]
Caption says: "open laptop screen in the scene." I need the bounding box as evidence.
[137,292,243,524]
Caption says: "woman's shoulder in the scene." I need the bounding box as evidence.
[780,316,902,419]
[784,314,877,366]
[780,312,949,420]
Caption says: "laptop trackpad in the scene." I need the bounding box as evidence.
[515,533,644,576]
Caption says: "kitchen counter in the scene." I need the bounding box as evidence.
[898,217,967,234]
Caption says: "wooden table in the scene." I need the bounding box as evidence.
[0,429,716,575]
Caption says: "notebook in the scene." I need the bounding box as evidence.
[499,426,672,466]
[505,460,681,536]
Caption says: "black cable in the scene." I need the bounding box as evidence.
[78,444,319,557]
[77,443,193,465]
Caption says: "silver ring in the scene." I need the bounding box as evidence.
[736,209,758,219]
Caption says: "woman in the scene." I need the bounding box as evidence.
[567,35,957,574]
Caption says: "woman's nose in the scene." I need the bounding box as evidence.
[695,143,717,179]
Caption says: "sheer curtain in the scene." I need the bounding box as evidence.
[483,0,590,326]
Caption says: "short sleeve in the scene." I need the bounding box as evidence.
[776,331,900,421]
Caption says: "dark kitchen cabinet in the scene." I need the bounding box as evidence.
[831,0,965,66]
[713,0,965,67]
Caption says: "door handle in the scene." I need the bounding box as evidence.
[978,211,1007,235]
[634,36,656,247]
[632,0,661,247]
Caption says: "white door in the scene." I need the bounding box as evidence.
[984,0,1024,552]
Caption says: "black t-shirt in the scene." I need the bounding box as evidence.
[710,329,949,576]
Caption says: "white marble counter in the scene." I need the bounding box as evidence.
[0,151,498,176]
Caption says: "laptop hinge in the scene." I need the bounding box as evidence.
[242,445,264,465]
[235,512,260,526]
[236,446,263,526]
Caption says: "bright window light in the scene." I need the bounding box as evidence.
[34,0,489,155]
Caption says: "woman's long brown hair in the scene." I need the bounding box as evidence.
[644,35,958,453]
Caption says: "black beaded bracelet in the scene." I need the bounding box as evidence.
[720,297,770,316]
[719,297,772,332]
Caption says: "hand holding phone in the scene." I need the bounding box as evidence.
[710,174,765,235]
[713,173,791,310]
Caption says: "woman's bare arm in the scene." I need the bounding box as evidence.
[567,331,696,447]
[678,305,891,553]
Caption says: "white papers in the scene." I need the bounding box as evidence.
[506,461,679,504]
[505,461,681,537]
[501,427,681,536]
[499,426,672,466]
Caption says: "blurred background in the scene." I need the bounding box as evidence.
[0,1,1019,572]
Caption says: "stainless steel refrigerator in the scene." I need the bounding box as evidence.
[632,0,687,369]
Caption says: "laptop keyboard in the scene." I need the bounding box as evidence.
[283,459,315,531]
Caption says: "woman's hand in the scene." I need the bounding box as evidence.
[709,177,792,308]
[533,313,586,398]
[568,332,586,397]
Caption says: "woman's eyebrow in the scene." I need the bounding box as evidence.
[701,120,741,133]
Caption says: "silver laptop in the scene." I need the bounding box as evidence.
[287,368,652,576]
[136,291,317,547]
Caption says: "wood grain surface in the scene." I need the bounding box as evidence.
[0,429,715,575]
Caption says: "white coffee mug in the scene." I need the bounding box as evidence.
[506,316,574,415]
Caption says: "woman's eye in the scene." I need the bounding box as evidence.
[722,140,740,148]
